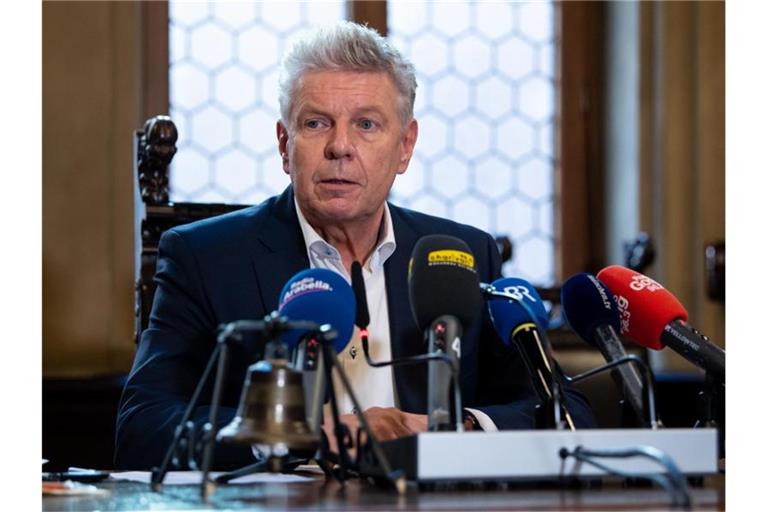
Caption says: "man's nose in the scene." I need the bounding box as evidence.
[324,125,354,160]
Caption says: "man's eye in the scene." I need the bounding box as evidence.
[305,119,323,129]
[359,119,376,130]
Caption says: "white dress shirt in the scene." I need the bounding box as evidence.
[294,200,497,431]
[295,199,397,414]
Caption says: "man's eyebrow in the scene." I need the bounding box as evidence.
[296,104,387,117]
[295,105,332,118]
[353,106,386,116]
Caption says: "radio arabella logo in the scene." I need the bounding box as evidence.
[629,274,663,292]
[281,277,332,306]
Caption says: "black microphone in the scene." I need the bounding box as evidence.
[351,261,370,328]
[560,273,655,428]
[408,235,483,431]
[354,260,462,437]
[351,261,379,369]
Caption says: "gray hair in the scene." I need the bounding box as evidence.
[278,21,417,129]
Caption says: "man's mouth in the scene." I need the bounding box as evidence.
[320,178,356,185]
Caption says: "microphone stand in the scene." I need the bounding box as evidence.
[695,372,725,459]
[150,339,224,492]
[361,333,464,432]
[150,315,354,499]
[560,354,662,429]
[316,326,406,493]
[150,321,246,496]
[352,260,462,431]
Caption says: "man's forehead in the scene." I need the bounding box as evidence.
[294,70,397,105]
[286,70,407,129]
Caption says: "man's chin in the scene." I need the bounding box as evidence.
[317,207,361,224]
[306,199,378,226]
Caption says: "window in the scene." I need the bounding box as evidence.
[168,0,558,285]
[168,1,345,203]
[388,1,555,284]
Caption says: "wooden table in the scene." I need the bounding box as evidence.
[43,473,724,511]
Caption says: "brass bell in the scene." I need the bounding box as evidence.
[218,359,320,459]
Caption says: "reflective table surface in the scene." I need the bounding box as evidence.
[43,473,724,511]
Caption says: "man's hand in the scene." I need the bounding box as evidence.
[322,407,428,456]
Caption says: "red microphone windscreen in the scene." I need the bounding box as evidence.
[596,265,688,350]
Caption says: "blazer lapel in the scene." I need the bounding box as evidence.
[249,187,310,313]
[385,204,428,412]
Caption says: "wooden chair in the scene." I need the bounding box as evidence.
[132,115,249,344]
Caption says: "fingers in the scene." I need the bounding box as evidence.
[401,410,429,434]
[372,410,410,440]
[321,408,429,456]
[322,411,360,454]
[364,407,427,440]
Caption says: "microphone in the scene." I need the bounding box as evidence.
[278,268,356,353]
[278,268,356,433]
[486,277,575,430]
[596,266,725,380]
[351,261,370,330]
[408,234,483,431]
[351,261,380,369]
[560,273,652,427]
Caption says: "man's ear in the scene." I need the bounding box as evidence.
[397,119,419,175]
[277,121,290,174]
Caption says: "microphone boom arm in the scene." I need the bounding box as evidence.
[562,354,661,429]
[360,331,464,432]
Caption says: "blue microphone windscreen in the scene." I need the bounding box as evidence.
[560,273,621,344]
[278,268,355,353]
[487,277,549,345]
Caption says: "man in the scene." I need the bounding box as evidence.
[115,21,594,470]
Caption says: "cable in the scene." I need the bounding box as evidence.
[559,445,692,509]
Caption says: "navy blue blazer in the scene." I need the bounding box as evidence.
[115,186,595,470]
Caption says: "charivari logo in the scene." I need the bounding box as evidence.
[629,274,663,292]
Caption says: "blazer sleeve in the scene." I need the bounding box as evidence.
[470,233,597,430]
[114,229,256,470]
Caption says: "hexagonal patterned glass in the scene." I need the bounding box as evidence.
[168,1,345,205]
[169,0,555,285]
[388,0,555,285]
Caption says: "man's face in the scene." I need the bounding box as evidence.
[277,71,418,227]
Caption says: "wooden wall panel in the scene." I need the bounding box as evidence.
[43,1,143,377]
[694,2,725,348]
[639,2,725,371]
[557,2,606,279]
[347,0,387,35]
